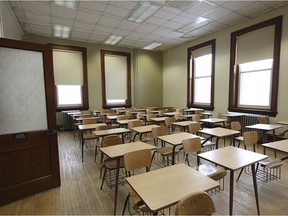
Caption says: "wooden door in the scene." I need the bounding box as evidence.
[0,38,60,205]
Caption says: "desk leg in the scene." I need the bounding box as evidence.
[251,163,260,215]
[229,170,234,215]
[113,158,120,215]
[81,130,84,162]
[172,146,177,165]
[216,137,220,149]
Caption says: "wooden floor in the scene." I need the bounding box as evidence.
[0,130,287,215]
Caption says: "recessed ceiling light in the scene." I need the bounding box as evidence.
[143,42,162,50]
[53,25,71,38]
[127,1,162,23]
[177,17,212,34]
[52,0,79,9]
[104,35,123,45]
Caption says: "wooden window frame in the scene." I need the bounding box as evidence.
[49,44,89,111]
[228,16,282,117]
[187,39,215,110]
[101,50,132,109]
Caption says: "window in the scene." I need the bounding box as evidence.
[228,16,282,117]
[49,44,88,111]
[101,50,131,109]
[187,39,215,110]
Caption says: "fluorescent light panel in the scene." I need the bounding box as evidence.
[143,42,162,50]
[104,35,123,45]
[53,25,71,38]
[127,2,161,23]
[52,0,79,9]
[177,17,211,34]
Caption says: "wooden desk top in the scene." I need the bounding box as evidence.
[117,119,138,125]
[131,124,160,133]
[262,139,288,154]
[100,141,156,159]
[200,127,240,137]
[93,128,130,136]
[172,121,195,127]
[183,108,203,112]
[158,132,198,145]
[75,116,99,121]
[78,123,106,130]
[200,118,227,123]
[163,112,182,116]
[198,146,268,170]
[276,121,288,125]
[246,123,282,131]
[126,163,219,212]
[150,117,167,122]
[221,113,245,117]
[106,115,125,120]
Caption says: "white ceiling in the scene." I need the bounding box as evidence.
[8,0,288,51]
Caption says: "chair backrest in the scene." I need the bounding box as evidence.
[101,135,122,148]
[95,125,112,131]
[192,114,201,122]
[117,115,128,120]
[182,137,202,155]
[165,116,176,127]
[128,120,142,129]
[212,112,220,118]
[176,108,183,114]
[243,131,258,151]
[194,110,202,115]
[152,126,169,139]
[258,117,269,124]
[82,118,97,125]
[124,149,152,173]
[188,122,201,134]
[147,113,157,121]
[175,191,215,215]
[230,121,241,131]
[107,112,117,116]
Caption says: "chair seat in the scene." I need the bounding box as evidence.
[157,146,179,156]
[235,136,244,142]
[201,140,215,148]
[258,158,283,168]
[83,133,98,140]
[102,158,125,169]
[198,164,226,181]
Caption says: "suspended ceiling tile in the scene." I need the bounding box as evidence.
[75,10,101,24]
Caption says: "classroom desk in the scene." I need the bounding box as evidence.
[276,120,288,125]
[78,123,107,162]
[183,108,203,114]
[75,116,99,123]
[198,146,268,215]
[126,163,219,213]
[117,119,138,127]
[221,113,245,128]
[131,124,160,141]
[157,132,199,165]
[200,117,227,127]
[199,127,240,149]
[100,141,156,215]
[246,123,282,143]
[172,120,195,132]
[163,112,182,116]
[150,117,167,124]
[93,128,130,143]
[262,139,288,161]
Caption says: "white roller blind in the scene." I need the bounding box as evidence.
[191,45,211,59]
[104,54,127,101]
[237,26,275,64]
[53,49,83,85]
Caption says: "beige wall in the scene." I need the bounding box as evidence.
[0,2,23,40]
[23,35,163,125]
[163,5,288,123]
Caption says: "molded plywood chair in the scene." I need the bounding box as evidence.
[230,121,244,147]
[100,135,124,189]
[82,118,98,148]
[188,122,215,152]
[237,130,283,182]
[175,191,215,215]
[182,137,226,190]
[94,125,113,162]
[165,116,176,133]
[122,149,153,215]
[152,126,179,166]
